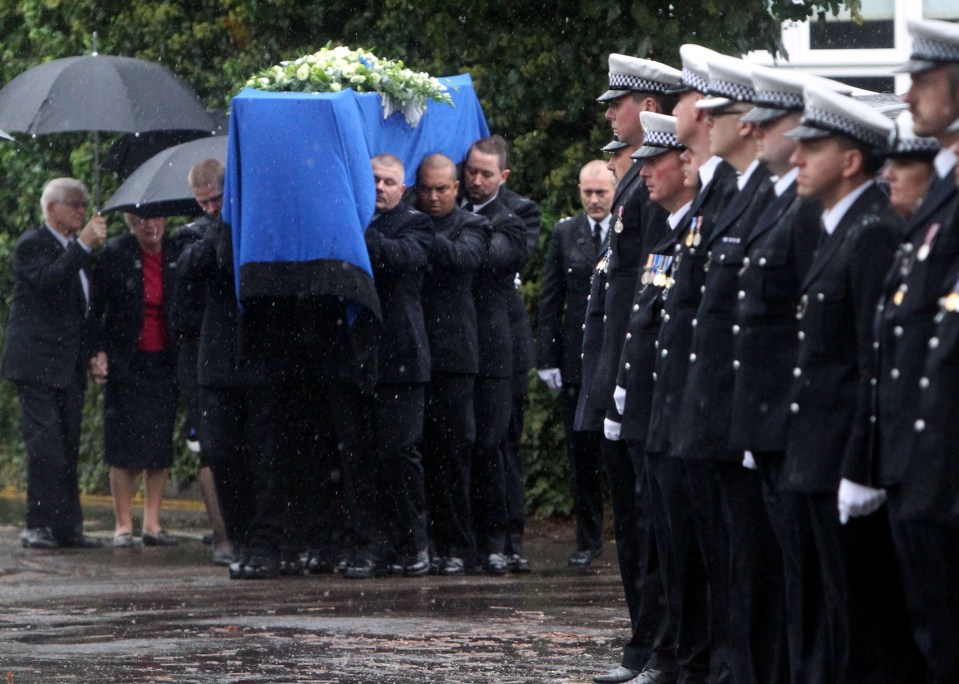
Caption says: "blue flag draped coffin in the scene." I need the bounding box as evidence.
[223,74,489,321]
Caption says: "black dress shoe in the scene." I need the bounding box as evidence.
[402,551,430,577]
[483,552,509,576]
[57,534,104,549]
[141,530,178,546]
[344,558,380,580]
[20,527,58,549]
[437,556,465,576]
[241,553,279,579]
[278,551,304,577]
[306,548,335,574]
[228,549,250,579]
[593,665,640,683]
[632,668,678,684]
[568,547,602,567]
[507,553,531,573]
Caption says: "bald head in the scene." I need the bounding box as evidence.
[579,160,617,221]
[416,154,460,218]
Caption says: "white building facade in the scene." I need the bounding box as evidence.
[746,1,959,93]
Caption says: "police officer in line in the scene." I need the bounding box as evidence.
[587,54,682,684]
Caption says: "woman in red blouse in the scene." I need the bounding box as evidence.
[90,212,183,547]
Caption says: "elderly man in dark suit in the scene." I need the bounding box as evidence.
[345,154,433,579]
[3,177,106,549]
[536,159,615,567]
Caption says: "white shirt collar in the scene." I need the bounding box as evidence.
[774,167,799,197]
[466,193,497,213]
[698,155,723,191]
[821,180,873,235]
[669,200,693,230]
[934,148,957,179]
[736,159,761,191]
[44,223,70,248]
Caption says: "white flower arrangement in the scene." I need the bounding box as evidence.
[245,45,454,127]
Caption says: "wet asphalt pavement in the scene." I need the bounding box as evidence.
[0,496,630,683]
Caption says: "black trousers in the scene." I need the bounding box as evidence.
[564,384,604,554]
[471,375,512,557]
[794,492,923,684]
[199,385,286,555]
[16,380,84,538]
[754,452,817,684]
[423,373,476,559]
[502,373,528,557]
[603,438,671,672]
[286,379,373,560]
[372,383,427,558]
[888,492,959,684]
[645,451,708,682]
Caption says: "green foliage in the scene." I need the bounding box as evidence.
[0,0,854,514]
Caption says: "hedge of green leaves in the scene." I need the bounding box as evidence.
[0,0,854,514]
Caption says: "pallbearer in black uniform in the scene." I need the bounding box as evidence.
[879,18,959,684]
[588,53,680,684]
[536,160,615,568]
[731,66,843,684]
[461,137,528,576]
[613,112,696,684]
[643,44,738,684]
[782,83,921,683]
[416,154,492,577]
[348,154,434,578]
[675,53,785,684]
[497,183,541,573]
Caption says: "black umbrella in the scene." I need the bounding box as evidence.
[0,52,216,203]
[101,135,227,218]
[104,110,229,181]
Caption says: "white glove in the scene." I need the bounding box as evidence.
[837,478,887,525]
[742,450,757,470]
[613,385,627,415]
[514,273,522,289]
[537,368,563,391]
[603,418,621,441]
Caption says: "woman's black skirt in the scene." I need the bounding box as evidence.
[104,350,178,470]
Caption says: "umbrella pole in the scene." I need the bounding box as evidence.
[93,130,101,208]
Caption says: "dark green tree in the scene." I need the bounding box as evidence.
[0,0,856,511]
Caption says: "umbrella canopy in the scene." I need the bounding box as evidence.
[101,135,227,218]
[104,110,229,180]
[0,54,216,135]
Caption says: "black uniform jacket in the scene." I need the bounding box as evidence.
[646,159,739,455]
[176,220,271,388]
[1,225,95,389]
[89,232,182,382]
[537,214,599,385]
[473,197,528,379]
[899,239,959,527]
[500,187,541,380]
[421,207,492,376]
[729,180,822,452]
[673,164,775,460]
[590,163,668,415]
[781,183,903,493]
[617,213,685,444]
[365,201,434,385]
[874,172,959,486]
[573,241,609,432]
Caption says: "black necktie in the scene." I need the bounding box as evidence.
[464,201,474,213]
[593,221,602,254]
